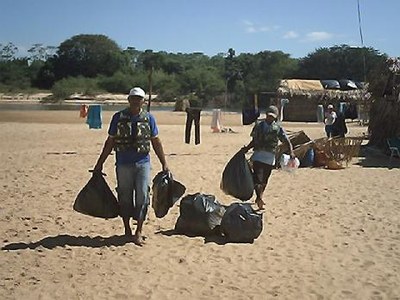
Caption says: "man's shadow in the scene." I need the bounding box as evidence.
[2,234,134,251]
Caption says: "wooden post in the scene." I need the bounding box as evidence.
[254,93,258,110]
[147,66,153,112]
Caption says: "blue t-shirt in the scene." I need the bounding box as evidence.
[108,109,159,165]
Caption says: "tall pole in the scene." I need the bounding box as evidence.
[357,0,367,83]
[224,78,228,110]
[147,66,153,112]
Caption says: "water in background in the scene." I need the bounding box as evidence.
[0,103,240,113]
[0,103,174,112]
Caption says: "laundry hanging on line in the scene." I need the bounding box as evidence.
[211,109,222,132]
[86,104,102,129]
[185,107,202,145]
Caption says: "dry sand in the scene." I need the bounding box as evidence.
[0,109,399,299]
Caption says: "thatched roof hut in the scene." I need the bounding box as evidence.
[276,79,368,122]
[368,72,400,147]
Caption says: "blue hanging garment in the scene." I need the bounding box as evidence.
[316,105,324,123]
[86,105,102,129]
[339,102,347,114]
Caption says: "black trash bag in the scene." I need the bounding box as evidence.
[221,203,263,243]
[220,150,254,201]
[73,172,119,219]
[338,79,358,90]
[320,79,340,89]
[152,171,186,218]
[175,193,226,236]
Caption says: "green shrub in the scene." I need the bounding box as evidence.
[51,76,102,99]
[98,72,133,93]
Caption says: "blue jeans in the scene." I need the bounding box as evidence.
[116,162,150,221]
[325,124,334,138]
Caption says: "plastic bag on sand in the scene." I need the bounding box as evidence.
[175,193,225,236]
[221,203,263,243]
[152,171,186,218]
[220,150,254,201]
[73,172,119,219]
[280,154,300,173]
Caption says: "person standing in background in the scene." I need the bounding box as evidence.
[324,104,337,138]
[332,111,348,138]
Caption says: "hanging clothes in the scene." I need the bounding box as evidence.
[86,104,102,129]
[211,109,222,132]
[339,102,347,115]
[279,98,289,122]
[185,107,201,145]
[316,104,324,123]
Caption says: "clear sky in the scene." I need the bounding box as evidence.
[1,0,398,59]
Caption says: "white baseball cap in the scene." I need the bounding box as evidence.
[128,87,145,98]
[327,104,334,109]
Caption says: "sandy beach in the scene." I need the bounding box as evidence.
[0,109,399,299]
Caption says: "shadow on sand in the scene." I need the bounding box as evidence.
[355,145,400,169]
[2,234,135,251]
[155,229,253,245]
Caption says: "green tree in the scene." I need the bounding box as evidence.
[97,71,135,93]
[224,48,242,94]
[179,66,225,106]
[0,42,18,61]
[236,50,298,95]
[295,44,387,82]
[123,46,141,71]
[53,34,127,79]
[28,44,57,62]
[0,59,31,91]
[151,70,181,102]
[34,58,56,89]
[160,54,184,75]
[139,50,165,110]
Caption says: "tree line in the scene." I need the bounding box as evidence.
[0,34,393,108]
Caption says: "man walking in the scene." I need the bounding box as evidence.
[94,87,168,245]
[242,105,294,210]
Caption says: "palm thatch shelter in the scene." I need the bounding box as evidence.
[276,79,369,122]
[368,69,400,147]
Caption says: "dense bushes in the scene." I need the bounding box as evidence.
[0,34,391,107]
[51,76,102,100]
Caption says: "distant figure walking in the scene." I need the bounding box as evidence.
[324,104,337,138]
